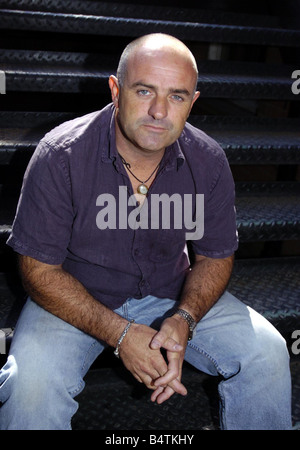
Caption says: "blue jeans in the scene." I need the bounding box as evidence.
[0,292,292,430]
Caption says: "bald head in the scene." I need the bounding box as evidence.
[117,33,198,92]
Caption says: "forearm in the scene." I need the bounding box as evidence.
[18,255,128,348]
[178,254,234,322]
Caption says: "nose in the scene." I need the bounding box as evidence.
[148,95,168,120]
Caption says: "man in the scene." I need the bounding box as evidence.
[0,34,292,429]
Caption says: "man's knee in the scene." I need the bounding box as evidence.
[242,309,291,390]
[0,355,17,405]
[0,353,55,410]
[0,353,80,430]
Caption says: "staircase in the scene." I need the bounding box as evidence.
[0,0,299,430]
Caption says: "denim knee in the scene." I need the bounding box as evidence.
[247,308,290,371]
[0,352,80,430]
[0,355,17,405]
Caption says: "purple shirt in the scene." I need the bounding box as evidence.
[7,104,238,309]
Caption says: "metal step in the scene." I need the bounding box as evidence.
[235,182,300,242]
[228,256,300,337]
[0,0,299,432]
[70,359,300,430]
[70,362,221,430]
[0,257,299,429]
[0,271,26,329]
[1,112,300,165]
[0,49,298,99]
[0,182,299,244]
[0,225,11,242]
[0,0,281,28]
[191,115,300,164]
[0,9,300,48]
[0,254,299,329]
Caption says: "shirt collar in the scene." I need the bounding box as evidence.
[101,104,118,164]
[163,139,185,171]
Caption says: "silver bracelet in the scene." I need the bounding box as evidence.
[114,319,135,358]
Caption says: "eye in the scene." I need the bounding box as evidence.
[137,89,151,96]
[171,94,184,102]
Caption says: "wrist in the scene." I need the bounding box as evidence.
[173,308,197,341]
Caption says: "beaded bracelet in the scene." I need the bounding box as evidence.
[114,319,135,358]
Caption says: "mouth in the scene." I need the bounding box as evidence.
[142,124,168,132]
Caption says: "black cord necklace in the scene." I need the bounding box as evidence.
[119,154,161,195]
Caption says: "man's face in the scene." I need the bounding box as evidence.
[110,47,200,155]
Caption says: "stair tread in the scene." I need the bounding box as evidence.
[1,113,300,165]
[0,50,298,99]
[0,49,295,73]
[70,359,300,430]
[0,182,299,231]
[229,257,300,317]
[2,0,281,28]
[1,126,299,147]
[235,186,300,241]
[0,257,299,328]
[1,9,299,47]
[0,194,299,249]
[0,0,299,430]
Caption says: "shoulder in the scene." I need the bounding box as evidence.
[179,121,232,192]
[40,103,114,151]
[180,120,225,162]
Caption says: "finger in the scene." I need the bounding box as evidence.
[138,373,159,390]
[150,386,165,403]
[168,377,187,396]
[154,352,187,396]
[153,349,182,382]
[153,356,178,384]
[133,365,165,391]
[132,373,143,384]
[154,385,177,405]
[155,375,187,397]
[150,333,183,352]
[151,376,187,403]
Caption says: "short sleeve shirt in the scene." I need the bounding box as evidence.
[7,104,238,309]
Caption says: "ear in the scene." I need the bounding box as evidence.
[109,75,120,108]
[187,90,200,116]
[192,90,200,107]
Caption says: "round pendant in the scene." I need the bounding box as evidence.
[137,184,148,195]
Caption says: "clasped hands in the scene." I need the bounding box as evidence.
[119,316,189,404]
